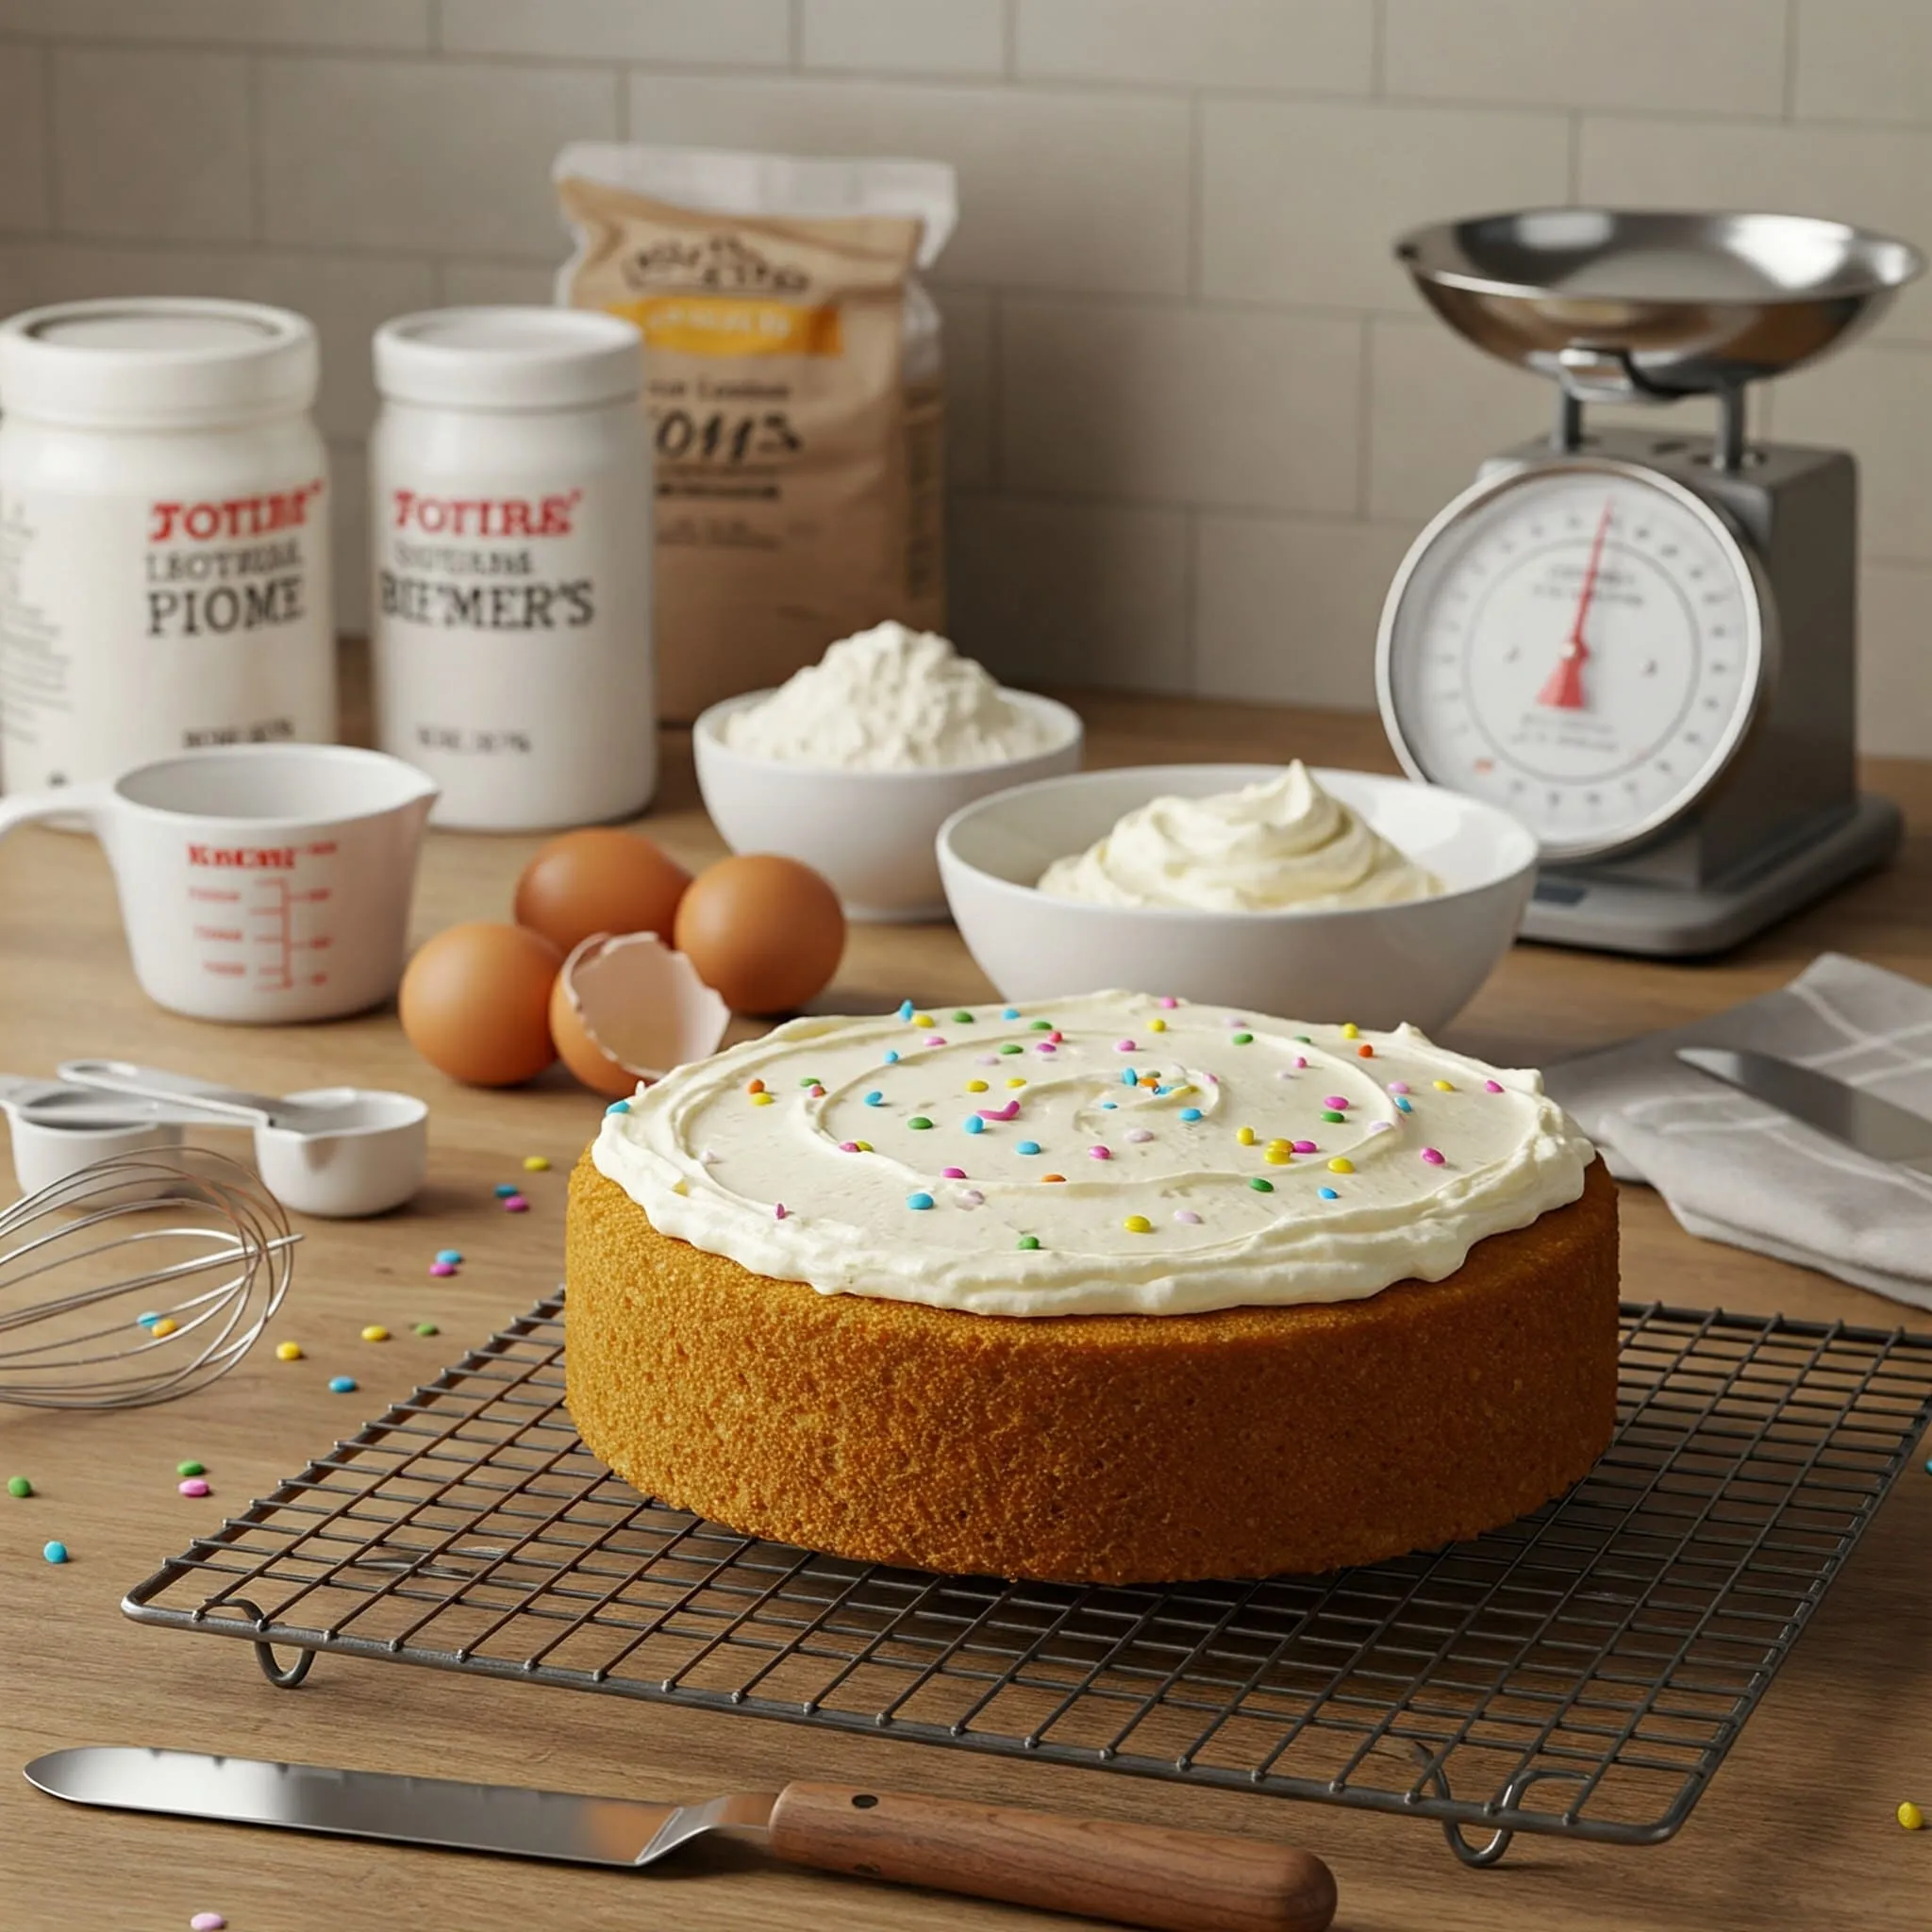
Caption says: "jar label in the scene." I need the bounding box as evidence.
[0,475,337,791]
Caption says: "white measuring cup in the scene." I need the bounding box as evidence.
[56,1061,429,1217]
[0,743,438,1024]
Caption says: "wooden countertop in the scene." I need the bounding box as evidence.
[1,668,1928,1932]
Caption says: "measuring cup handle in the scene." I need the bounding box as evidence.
[55,1060,275,1127]
[0,780,110,841]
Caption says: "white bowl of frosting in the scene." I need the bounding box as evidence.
[695,623,1082,922]
[938,763,1538,1032]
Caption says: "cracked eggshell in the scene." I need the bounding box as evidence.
[549,932,732,1098]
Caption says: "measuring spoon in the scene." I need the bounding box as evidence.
[57,1061,428,1218]
[0,1074,202,1197]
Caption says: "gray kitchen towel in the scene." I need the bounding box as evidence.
[1545,953,1932,1312]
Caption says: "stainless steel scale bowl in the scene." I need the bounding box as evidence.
[1376,208,1924,956]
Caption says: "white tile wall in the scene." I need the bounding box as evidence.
[0,0,1928,756]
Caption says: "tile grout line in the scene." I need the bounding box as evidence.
[1783,0,1800,119]
[39,37,58,246]
[1370,0,1387,96]
[1356,313,1376,521]
[245,52,267,246]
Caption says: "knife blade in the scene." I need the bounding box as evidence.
[1675,1047,1932,1164]
[25,1747,1339,1932]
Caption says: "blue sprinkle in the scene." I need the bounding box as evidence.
[1318,1187,1340,1201]
[1395,1096,1413,1113]
[604,1100,630,1115]
[493,1183,519,1196]
[963,1116,985,1135]
[906,1191,935,1211]
[884,1050,899,1064]
[1121,1068,1137,1086]
[136,1310,162,1329]
[42,1541,67,1565]
[1179,1108,1203,1122]
[1154,1086,1170,1095]
[898,999,915,1020]
[864,1091,884,1106]
[1017,1141,1041,1156]
[1099,1101,1117,1110]
[1002,1007,1020,1020]
[435,1249,462,1266]
[328,1375,358,1394]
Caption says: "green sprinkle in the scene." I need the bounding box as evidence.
[1231,1031,1254,1045]
[414,1321,440,1337]
[953,1010,974,1024]
[1249,1177,1274,1192]
[1295,1035,1312,1043]
[1029,1020,1053,1031]
[798,1075,821,1088]
[999,1043,1023,1055]
[6,1475,31,1499]
[1017,1235,1041,1251]
[175,1460,205,1478]
[908,1116,934,1130]
[1322,1109,1345,1124]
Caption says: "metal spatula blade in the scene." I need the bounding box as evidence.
[1676,1046,1932,1164]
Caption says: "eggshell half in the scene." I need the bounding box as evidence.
[550,931,732,1097]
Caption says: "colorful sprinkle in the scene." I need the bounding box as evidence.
[1048,1030,1064,1042]
[1017,1235,1041,1250]
[1318,1187,1340,1201]
[328,1376,357,1394]
[1150,1017,1166,1032]
[1041,1173,1067,1183]
[1116,1039,1136,1052]
[941,1167,968,1179]
[1265,1149,1291,1165]
[953,1010,974,1024]
[1321,1110,1344,1124]
[1249,1177,1274,1192]
[959,1188,983,1205]
[150,1316,179,1338]
[864,1091,884,1107]
[1237,1126,1257,1146]
[136,1311,161,1328]
[429,1261,457,1278]
[1002,1007,1020,1020]
[1901,1801,1925,1830]
[1088,1146,1111,1160]
[1017,1141,1041,1156]
[1292,1140,1318,1154]
[854,1140,874,1152]
[1357,1044,1374,1058]
[908,1116,933,1130]
[275,1341,302,1361]
[176,1460,205,1477]
[1123,1214,1153,1234]
[1127,1129,1154,1143]
[435,1249,462,1265]
[839,1141,860,1153]
[1369,1120,1393,1133]
[191,1915,227,1931]
[1120,1068,1137,1086]
[42,1541,67,1564]
[966,1078,989,1092]
[1485,1079,1505,1093]
[1396,1097,1413,1113]
[1030,1020,1052,1031]
[1328,1158,1355,1174]
[1341,1024,1359,1040]
[1389,1081,1411,1094]
[979,1101,1021,1121]
[1180,1108,1203,1122]
[1099,1101,1117,1110]
[1036,1042,1058,1055]
[999,1043,1023,1055]
[1007,1077,1026,1089]
[774,1203,789,1220]
[523,1155,550,1172]
[976,1053,1000,1066]
[746,1078,765,1094]
[699,1149,719,1164]
[1174,1209,1202,1224]
[1158,995,1178,1008]
[1231,1032,1254,1045]
[1323,1096,1350,1110]
[750,1092,774,1108]
[1433,1079,1456,1091]
[1421,1147,1446,1165]
[897,999,915,1020]
[963,1116,986,1135]
[923,1034,946,1047]
[909,1012,933,1028]
[413,1323,439,1337]
[884,1050,900,1063]
[604,1100,629,1116]
[503,1194,529,1212]
[8,1475,32,1498]
[177,1478,210,1498]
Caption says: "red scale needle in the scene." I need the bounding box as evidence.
[1538,497,1613,711]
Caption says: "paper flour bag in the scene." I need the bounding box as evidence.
[554,143,957,721]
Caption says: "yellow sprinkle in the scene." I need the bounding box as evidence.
[275,1341,303,1362]
[1237,1126,1257,1146]
[672,1178,689,1195]
[1267,1137,1291,1150]
[150,1317,177,1337]
[361,1324,390,1343]
[1150,1017,1166,1032]
[1328,1158,1355,1174]
[1433,1079,1456,1091]
[965,1079,989,1092]
[1341,1023,1359,1040]
[911,1012,934,1028]
[1265,1149,1291,1165]
[522,1155,550,1173]
[854,1140,874,1153]
[1123,1214,1153,1234]
[1007,1077,1026,1089]
[1170,1084,1192,1098]
[750,1091,774,1107]
[1902,1801,1925,1831]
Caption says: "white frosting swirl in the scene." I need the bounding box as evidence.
[592,991,1593,1318]
[717,621,1064,771]
[1037,764,1440,911]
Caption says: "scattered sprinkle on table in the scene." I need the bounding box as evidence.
[941,1166,968,1179]
[149,1317,177,1337]
[414,1321,439,1337]
[275,1341,303,1361]
[42,1541,67,1563]
[1127,1129,1154,1143]
[435,1249,462,1265]
[361,1324,390,1342]
[177,1478,210,1498]
[1265,1149,1291,1165]
[503,1193,529,1212]
[493,1183,519,1196]
[8,1475,31,1498]
[522,1155,550,1172]
[429,1260,457,1277]
[190,1914,227,1931]
[1900,1801,1924,1830]
[136,1311,161,1328]
[176,1460,205,1477]
[328,1376,357,1394]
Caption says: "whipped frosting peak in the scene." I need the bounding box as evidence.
[1038,764,1440,912]
[592,991,1593,1318]
[717,621,1064,771]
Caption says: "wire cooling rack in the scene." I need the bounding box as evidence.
[125,1292,1932,1866]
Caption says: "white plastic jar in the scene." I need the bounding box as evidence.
[369,307,654,831]
[0,298,336,795]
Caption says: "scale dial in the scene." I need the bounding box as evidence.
[1376,458,1769,863]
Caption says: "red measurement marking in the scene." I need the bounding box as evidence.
[188,887,242,904]
[202,960,245,977]
[193,925,243,942]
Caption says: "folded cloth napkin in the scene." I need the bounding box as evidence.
[1545,953,1932,1313]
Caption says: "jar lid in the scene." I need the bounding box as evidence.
[0,297,319,428]
[374,307,642,411]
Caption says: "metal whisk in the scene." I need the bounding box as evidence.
[0,1149,296,1409]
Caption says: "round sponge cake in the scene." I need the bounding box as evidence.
[566,1153,1619,1585]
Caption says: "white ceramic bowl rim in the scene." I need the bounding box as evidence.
[937,763,1539,925]
[266,1086,429,1140]
[693,687,1084,779]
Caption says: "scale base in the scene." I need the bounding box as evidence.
[1520,792,1902,957]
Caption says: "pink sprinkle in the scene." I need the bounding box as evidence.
[1036,1042,1058,1055]
[1292,1140,1318,1154]
[1206,1073,1220,1085]
[1226,1016,1246,1027]
[1324,1095,1350,1110]
[1421,1147,1446,1165]
[1174,1208,1202,1224]
[1485,1079,1505,1093]
[1048,1029,1063,1041]
[839,1141,860,1153]
[428,1260,456,1278]
[1115,1039,1136,1052]
[1294,1056,1307,1070]
[924,1034,946,1047]
[941,1166,968,1179]
[1158,995,1178,1008]
[503,1194,529,1212]
[808,1084,825,1097]
[177,1477,210,1498]
[978,1101,1021,1121]
[976,1054,1000,1066]
[190,1917,226,1932]
[1088,1145,1111,1160]
[774,1203,789,1220]
[958,1189,984,1206]
[1388,1081,1410,1095]
[698,1148,719,1165]
[1126,1128,1154,1143]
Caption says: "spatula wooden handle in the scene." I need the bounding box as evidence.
[767,1781,1337,1932]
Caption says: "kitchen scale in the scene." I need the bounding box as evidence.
[1375,208,1924,955]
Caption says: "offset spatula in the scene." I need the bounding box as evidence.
[1676,1046,1932,1166]
[25,1747,1338,1932]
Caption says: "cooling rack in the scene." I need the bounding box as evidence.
[125,1293,1932,1866]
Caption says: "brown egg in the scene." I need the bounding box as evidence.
[548,932,731,1097]
[674,854,845,1015]
[399,921,561,1087]
[513,828,691,957]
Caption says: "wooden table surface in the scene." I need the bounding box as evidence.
[1,665,1928,1932]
